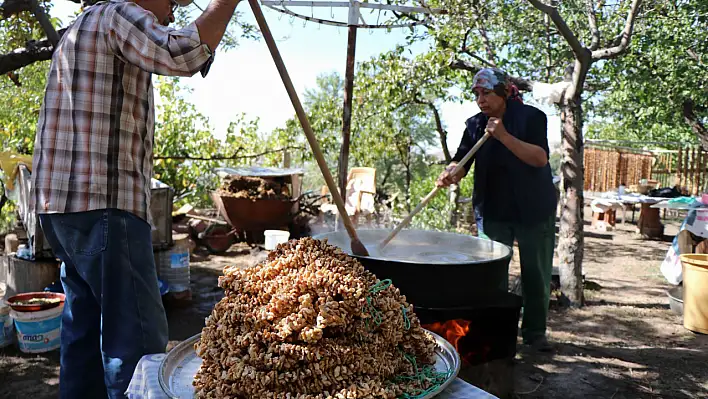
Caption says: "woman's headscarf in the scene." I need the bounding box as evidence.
[472,68,524,104]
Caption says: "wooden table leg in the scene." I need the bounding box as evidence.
[637,203,664,239]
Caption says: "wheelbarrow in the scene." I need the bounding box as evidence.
[182,191,328,254]
[186,192,296,254]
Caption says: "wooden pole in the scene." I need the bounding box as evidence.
[614,151,619,190]
[247,0,369,256]
[338,24,358,200]
[590,149,596,191]
[378,133,491,250]
[691,147,699,195]
[697,150,703,194]
[668,153,673,187]
[678,148,683,190]
[685,147,690,192]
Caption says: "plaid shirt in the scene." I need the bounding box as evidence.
[31,0,213,224]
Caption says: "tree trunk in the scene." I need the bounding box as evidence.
[557,95,585,306]
[683,99,708,150]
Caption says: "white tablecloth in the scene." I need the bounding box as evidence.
[126,353,499,399]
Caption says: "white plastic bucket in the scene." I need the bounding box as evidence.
[0,304,14,348]
[10,303,63,353]
[264,230,290,250]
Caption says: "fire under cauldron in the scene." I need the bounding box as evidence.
[313,229,522,397]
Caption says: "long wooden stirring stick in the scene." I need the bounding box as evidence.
[248,0,369,256]
[377,132,491,252]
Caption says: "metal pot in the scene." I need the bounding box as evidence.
[667,286,683,316]
[313,229,512,308]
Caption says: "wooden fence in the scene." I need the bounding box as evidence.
[584,145,708,195]
[651,147,708,196]
[584,147,653,193]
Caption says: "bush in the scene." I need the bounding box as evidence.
[400,165,475,233]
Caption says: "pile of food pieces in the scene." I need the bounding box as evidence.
[218,175,290,201]
[194,237,446,398]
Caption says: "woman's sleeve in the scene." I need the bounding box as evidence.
[526,110,550,158]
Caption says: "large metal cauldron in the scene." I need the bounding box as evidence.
[313,229,512,308]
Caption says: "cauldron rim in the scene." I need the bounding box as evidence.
[312,228,512,266]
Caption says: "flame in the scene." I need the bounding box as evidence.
[423,319,471,350]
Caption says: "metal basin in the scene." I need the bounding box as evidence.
[159,330,460,399]
[668,286,684,316]
[313,229,512,308]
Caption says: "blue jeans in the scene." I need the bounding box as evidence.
[39,209,168,398]
[474,205,485,238]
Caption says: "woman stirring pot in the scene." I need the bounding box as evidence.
[437,68,557,352]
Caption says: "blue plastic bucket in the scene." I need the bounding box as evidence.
[0,304,13,348]
[10,303,63,353]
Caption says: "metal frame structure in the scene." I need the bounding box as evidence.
[260,0,442,28]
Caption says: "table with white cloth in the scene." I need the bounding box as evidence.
[585,192,666,236]
[126,353,499,399]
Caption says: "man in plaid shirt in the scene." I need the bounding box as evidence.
[30,0,241,396]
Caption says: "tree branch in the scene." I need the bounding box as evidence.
[6,71,21,86]
[391,10,434,30]
[461,27,473,54]
[29,0,59,46]
[0,28,66,75]
[687,49,700,63]
[440,29,495,69]
[472,3,497,66]
[449,59,536,91]
[0,181,7,216]
[461,51,496,68]
[687,48,706,70]
[586,0,600,50]
[684,99,708,150]
[413,97,451,162]
[0,0,31,19]
[449,59,482,74]
[591,0,643,60]
[153,146,305,161]
[526,0,586,58]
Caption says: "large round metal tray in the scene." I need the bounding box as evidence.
[159,330,461,398]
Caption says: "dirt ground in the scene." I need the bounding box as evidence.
[2,208,708,399]
[511,213,708,399]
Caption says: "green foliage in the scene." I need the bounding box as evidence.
[153,77,220,207]
[0,61,48,154]
[406,165,474,232]
[0,1,59,153]
[0,202,16,235]
[549,151,562,177]
[0,2,60,231]
[0,1,258,226]
[276,69,440,199]
[590,1,707,144]
[153,77,275,208]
